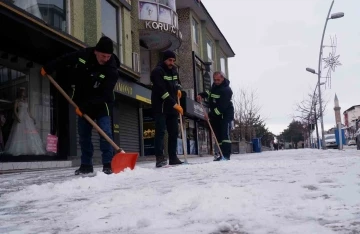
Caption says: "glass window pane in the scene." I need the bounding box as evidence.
[14,0,66,31]
[101,0,118,43]
[220,58,226,74]
[192,18,199,44]
[139,2,158,21]
[207,42,213,61]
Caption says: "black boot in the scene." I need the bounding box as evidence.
[169,157,183,165]
[156,156,167,168]
[75,164,94,175]
[102,163,113,175]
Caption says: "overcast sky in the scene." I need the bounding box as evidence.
[202,0,359,135]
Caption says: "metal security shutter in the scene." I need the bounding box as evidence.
[76,117,102,158]
[118,101,140,153]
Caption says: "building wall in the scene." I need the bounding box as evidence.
[122,6,133,67]
[345,107,360,127]
[177,8,193,90]
[70,0,85,41]
[84,0,102,46]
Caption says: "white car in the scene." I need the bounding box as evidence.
[348,139,356,146]
[324,134,338,149]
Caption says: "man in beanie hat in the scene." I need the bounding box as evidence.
[40,36,120,175]
[150,50,184,167]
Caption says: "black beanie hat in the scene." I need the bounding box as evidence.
[95,36,113,54]
[163,50,176,61]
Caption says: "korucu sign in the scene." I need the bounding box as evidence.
[145,21,177,34]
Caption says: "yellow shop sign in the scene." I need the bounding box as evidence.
[114,82,133,96]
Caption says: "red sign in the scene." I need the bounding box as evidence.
[46,134,58,153]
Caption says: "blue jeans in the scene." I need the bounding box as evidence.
[78,116,113,165]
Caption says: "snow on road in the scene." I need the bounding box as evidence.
[0,149,359,234]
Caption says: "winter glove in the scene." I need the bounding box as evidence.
[40,67,47,76]
[173,104,183,115]
[177,90,182,99]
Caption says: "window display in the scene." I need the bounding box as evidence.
[4,87,46,156]
[143,108,155,156]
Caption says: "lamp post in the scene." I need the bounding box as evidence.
[308,81,326,149]
[305,0,344,149]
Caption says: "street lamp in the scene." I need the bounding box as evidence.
[305,0,344,150]
[309,81,326,149]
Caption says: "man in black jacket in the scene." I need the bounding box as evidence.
[41,36,119,175]
[151,50,184,167]
[197,71,234,160]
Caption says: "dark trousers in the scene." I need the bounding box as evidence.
[154,113,178,161]
[78,116,113,165]
[210,117,232,158]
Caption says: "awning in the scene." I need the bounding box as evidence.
[0,2,86,64]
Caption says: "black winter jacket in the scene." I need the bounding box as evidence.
[150,62,181,115]
[199,79,234,120]
[44,47,120,118]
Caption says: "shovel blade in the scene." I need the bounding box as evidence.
[111,152,139,174]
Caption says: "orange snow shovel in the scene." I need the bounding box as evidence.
[45,74,138,174]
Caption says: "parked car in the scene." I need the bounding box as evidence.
[324,134,338,149]
[348,139,356,146]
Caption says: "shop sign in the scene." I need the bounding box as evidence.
[185,98,208,120]
[114,78,151,104]
[114,82,133,96]
[145,21,182,39]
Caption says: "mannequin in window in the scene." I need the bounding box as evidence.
[4,87,46,156]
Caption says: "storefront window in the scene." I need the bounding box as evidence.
[198,123,210,155]
[0,56,56,159]
[187,119,196,155]
[13,0,66,31]
[143,108,155,156]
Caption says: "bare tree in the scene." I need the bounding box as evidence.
[294,88,328,147]
[232,87,263,141]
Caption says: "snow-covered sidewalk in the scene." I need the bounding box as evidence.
[0,149,359,234]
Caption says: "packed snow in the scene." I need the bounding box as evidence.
[0,148,359,234]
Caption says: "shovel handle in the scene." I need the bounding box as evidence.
[200,103,223,157]
[178,97,188,162]
[46,74,122,152]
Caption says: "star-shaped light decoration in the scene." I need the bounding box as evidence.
[321,35,342,89]
[323,53,342,72]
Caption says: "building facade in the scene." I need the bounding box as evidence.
[137,0,235,156]
[0,0,234,168]
[0,0,151,166]
[343,105,360,129]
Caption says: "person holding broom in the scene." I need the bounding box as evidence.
[40,36,119,175]
[150,50,184,168]
[197,71,234,161]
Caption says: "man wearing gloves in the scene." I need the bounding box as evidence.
[197,71,234,161]
[41,36,119,175]
[150,50,184,167]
